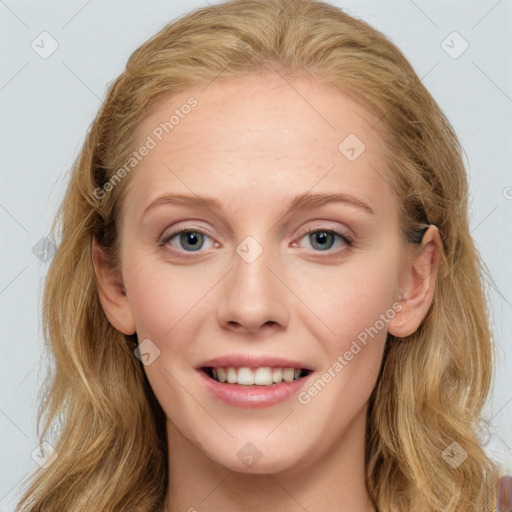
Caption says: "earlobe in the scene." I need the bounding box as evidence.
[388,225,442,338]
[91,238,136,335]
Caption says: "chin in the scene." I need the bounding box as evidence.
[218,454,298,475]
[203,436,310,476]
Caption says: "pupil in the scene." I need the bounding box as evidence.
[310,231,333,250]
[181,231,203,251]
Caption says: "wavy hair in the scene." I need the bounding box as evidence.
[16,0,501,510]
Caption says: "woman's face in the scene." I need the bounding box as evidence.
[96,73,436,475]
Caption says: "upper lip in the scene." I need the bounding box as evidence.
[197,354,314,371]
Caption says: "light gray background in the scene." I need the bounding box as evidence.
[1,0,511,509]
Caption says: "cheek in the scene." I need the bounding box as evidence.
[291,253,399,407]
[123,260,210,429]
[291,252,400,344]
[122,257,227,389]
[123,254,211,340]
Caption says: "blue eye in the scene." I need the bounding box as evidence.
[158,227,353,255]
[298,229,352,251]
[159,229,214,252]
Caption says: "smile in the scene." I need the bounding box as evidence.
[202,366,312,386]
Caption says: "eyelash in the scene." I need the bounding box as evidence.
[157,226,354,255]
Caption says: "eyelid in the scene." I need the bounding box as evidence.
[157,225,218,247]
[294,223,354,244]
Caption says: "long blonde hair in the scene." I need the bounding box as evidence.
[16,0,501,510]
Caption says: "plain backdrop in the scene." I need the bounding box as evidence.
[1,0,511,509]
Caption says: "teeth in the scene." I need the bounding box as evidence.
[254,367,272,385]
[272,368,282,383]
[237,367,255,385]
[283,368,294,382]
[226,367,237,383]
[207,366,307,386]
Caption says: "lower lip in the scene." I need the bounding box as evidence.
[198,369,314,409]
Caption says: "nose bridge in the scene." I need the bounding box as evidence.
[216,234,289,332]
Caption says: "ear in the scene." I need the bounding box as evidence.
[92,238,136,335]
[388,225,442,338]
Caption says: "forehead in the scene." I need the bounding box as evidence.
[123,73,395,222]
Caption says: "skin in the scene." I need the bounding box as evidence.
[93,72,441,512]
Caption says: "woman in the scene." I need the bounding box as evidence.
[15,0,505,510]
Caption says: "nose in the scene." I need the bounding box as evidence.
[216,242,289,335]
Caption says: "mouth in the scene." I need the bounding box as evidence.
[200,366,313,386]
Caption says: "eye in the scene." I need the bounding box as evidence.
[158,226,353,255]
[158,229,216,253]
[295,228,353,252]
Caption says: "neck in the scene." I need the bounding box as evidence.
[162,407,375,512]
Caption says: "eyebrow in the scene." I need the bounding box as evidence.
[142,191,375,218]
